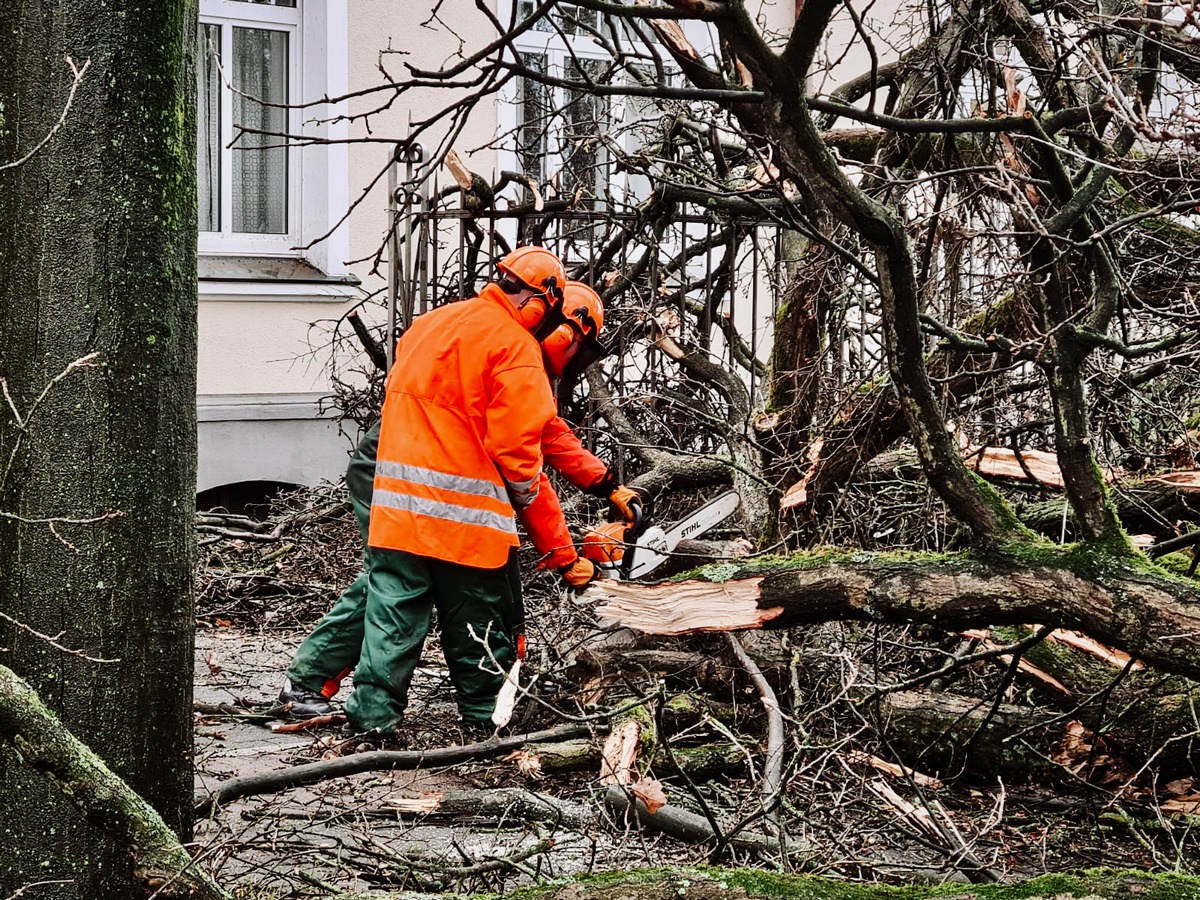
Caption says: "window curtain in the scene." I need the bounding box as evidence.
[232,27,288,234]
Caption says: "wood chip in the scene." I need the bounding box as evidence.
[846,750,942,789]
[630,778,667,815]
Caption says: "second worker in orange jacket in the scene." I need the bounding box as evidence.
[342,249,633,737]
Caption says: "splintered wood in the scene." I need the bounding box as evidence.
[1144,471,1200,491]
[963,446,1066,488]
[600,720,640,785]
[959,629,1071,695]
[589,577,779,635]
[1043,628,1144,671]
[443,150,474,192]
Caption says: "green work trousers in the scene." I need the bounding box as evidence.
[344,546,523,732]
[285,420,380,695]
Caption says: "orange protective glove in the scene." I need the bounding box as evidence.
[608,485,642,528]
[559,557,598,591]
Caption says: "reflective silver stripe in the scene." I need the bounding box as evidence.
[504,470,541,509]
[372,488,517,535]
[376,460,507,504]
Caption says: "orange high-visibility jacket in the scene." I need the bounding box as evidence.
[516,416,611,567]
[369,284,571,569]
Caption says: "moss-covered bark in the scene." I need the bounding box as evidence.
[0,2,198,897]
[591,545,1200,682]
[0,665,225,899]
[334,865,1200,900]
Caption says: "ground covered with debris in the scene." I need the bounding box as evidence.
[192,485,1200,897]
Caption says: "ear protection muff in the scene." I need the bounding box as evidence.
[529,278,567,341]
[559,328,610,384]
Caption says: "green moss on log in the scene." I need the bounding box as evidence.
[449,865,1200,900]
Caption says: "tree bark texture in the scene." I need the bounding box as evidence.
[504,865,1200,899]
[0,665,225,900]
[0,3,198,898]
[876,690,1067,781]
[590,549,1200,682]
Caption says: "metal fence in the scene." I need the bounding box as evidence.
[388,201,789,413]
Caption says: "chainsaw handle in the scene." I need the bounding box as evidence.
[627,494,648,538]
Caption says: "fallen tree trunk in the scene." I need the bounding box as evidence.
[516,865,1200,899]
[193,722,593,817]
[875,690,1067,781]
[1020,475,1200,540]
[854,449,1199,544]
[589,548,1200,683]
[0,664,227,900]
[982,626,1200,769]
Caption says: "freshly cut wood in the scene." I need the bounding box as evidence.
[866,777,1000,882]
[959,628,1071,695]
[444,149,475,191]
[590,577,778,634]
[1145,470,1200,491]
[383,793,444,813]
[845,750,942,789]
[1042,628,1144,671]
[962,446,1066,487]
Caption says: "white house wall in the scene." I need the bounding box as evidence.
[197,0,900,496]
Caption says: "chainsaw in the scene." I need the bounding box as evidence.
[582,489,742,581]
[494,491,740,727]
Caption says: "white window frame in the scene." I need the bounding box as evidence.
[498,2,628,210]
[198,0,350,277]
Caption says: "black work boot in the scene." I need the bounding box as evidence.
[277,677,336,719]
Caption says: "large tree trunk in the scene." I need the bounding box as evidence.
[589,550,1200,681]
[0,3,198,898]
[520,865,1200,899]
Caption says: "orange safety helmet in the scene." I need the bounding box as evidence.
[543,281,610,379]
[496,246,567,339]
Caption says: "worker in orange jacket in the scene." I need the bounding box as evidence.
[332,255,639,737]
[277,281,638,721]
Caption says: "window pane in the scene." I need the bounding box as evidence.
[197,23,221,232]
[232,27,288,234]
[562,58,609,204]
[518,53,548,192]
